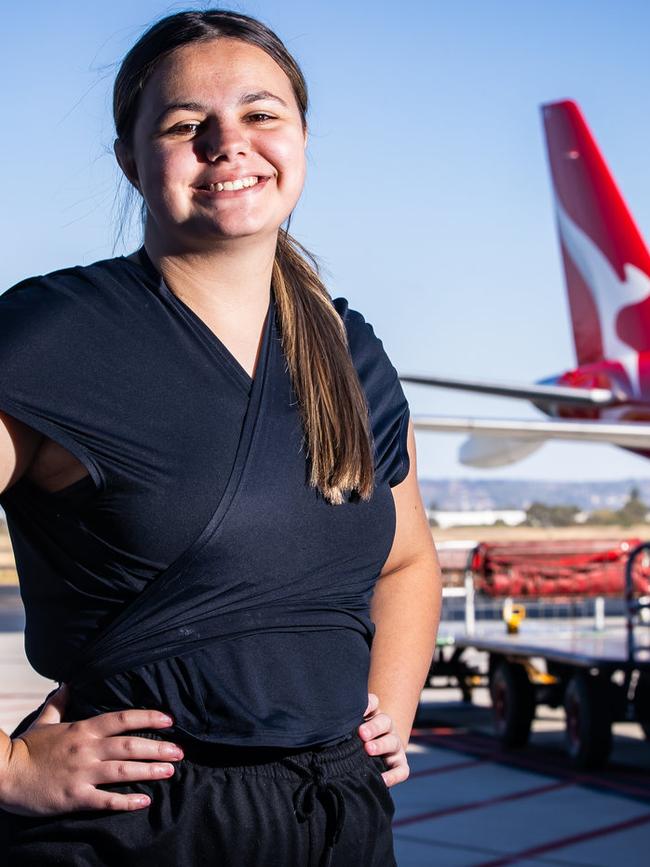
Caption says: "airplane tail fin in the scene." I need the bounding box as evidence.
[542,100,650,370]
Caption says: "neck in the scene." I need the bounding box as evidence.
[143,228,278,316]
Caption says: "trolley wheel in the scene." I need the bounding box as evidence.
[634,672,650,741]
[563,672,612,769]
[489,660,535,748]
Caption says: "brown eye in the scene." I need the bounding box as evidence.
[247,113,274,122]
[170,122,201,134]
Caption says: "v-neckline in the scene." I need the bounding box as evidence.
[63,263,278,686]
[132,245,273,393]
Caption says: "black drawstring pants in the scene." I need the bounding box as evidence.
[0,726,397,866]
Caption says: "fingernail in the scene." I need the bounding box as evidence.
[163,746,183,758]
[158,714,174,724]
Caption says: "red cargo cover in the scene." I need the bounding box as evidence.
[437,538,650,597]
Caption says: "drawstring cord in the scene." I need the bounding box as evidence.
[281,755,347,867]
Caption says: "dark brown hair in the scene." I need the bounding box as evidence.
[113,9,375,504]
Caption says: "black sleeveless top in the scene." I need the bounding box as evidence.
[0,248,410,748]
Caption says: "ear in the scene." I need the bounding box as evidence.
[114,138,141,192]
[303,124,309,150]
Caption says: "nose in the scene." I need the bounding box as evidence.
[202,118,250,163]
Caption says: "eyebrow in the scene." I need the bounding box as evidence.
[154,91,288,125]
[154,101,207,125]
[240,90,288,107]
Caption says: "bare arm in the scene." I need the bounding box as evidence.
[367,419,442,749]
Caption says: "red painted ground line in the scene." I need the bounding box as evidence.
[409,757,486,779]
[392,779,570,828]
[417,727,650,784]
[410,735,649,796]
[412,733,650,799]
[473,810,650,867]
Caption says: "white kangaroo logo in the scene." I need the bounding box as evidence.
[556,199,650,396]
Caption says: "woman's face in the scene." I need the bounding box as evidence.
[116,38,307,249]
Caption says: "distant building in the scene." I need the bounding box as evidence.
[427,508,526,529]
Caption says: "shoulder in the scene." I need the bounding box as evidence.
[331,295,375,341]
[0,255,144,345]
[1,254,137,305]
[330,295,399,384]
[331,296,410,487]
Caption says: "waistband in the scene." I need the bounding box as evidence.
[127,726,366,776]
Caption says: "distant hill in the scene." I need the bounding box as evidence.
[418,478,650,512]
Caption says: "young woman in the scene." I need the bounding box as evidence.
[0,9,441,866]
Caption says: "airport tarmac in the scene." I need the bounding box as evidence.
[1,590,649,866]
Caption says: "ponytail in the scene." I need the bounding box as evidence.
[273,229,375,504]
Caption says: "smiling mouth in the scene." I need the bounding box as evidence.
[196,175,262,192]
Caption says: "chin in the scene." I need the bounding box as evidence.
[208,226,269,241]
[204,217,284,240]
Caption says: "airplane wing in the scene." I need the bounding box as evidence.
[412,416,650,446]
[399,374,620,407]
[411,415,650,468]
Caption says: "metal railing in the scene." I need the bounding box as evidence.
[624,541,650,663]
[441,545,611,637]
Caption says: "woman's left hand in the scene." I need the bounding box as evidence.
[357,692,410,788]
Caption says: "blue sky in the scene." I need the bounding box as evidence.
[3,1,650,482]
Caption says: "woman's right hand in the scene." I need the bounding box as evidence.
[0,683,185,817]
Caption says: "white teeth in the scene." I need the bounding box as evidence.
[203,176,259,192]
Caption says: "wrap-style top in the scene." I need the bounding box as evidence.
[0,248,410,747]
